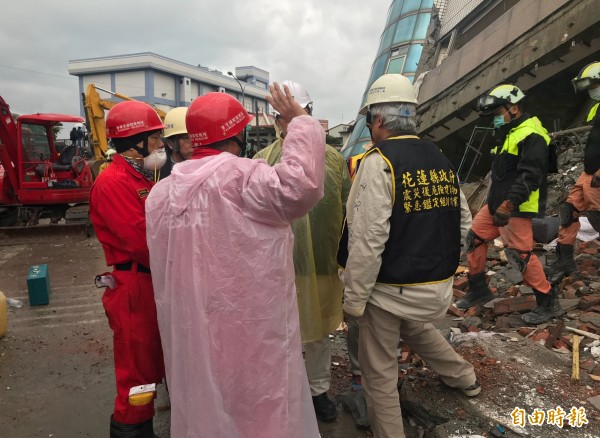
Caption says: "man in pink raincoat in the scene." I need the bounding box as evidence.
[146,84,324,438]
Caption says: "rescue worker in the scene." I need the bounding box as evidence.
[159,106,193,179]
[342,74,479,437]
[98,147,116,174]
[89,100,167,438]
[456,84,564,325]
[545,61,600,278]
[146,85,324,438]
[253,80,351,422]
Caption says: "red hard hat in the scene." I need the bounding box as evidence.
[186,93,253,147]
[106,100,166,139]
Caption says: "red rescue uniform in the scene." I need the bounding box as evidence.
[90,154,164,424]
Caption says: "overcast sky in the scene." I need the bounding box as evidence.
[1,0,391,136]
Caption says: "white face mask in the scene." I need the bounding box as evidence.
[589,87,600,101]
[143,148,167,170]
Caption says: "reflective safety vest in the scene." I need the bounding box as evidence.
[588,102,599,123]
[347,152,366,180]
[491,117,550,214]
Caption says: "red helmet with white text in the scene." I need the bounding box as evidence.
[106,100,165,139]
[186,93,253,147]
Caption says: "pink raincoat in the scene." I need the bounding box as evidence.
[146,116,325,438]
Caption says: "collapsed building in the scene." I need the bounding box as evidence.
[343,0,600,188]
[415,0,599,182]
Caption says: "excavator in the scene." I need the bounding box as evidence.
[83,84,166,177]
[0,96,93,227]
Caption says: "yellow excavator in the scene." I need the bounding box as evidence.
[82,84,167,178]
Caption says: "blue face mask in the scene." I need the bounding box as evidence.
[589,88,600,101]
[493,115,506,129]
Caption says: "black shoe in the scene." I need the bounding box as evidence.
[522,286,565,325]
[455,272,495,309]
[312,392,337,422]
[110,416,156,438]
[544,243,578,278]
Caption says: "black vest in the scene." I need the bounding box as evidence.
[372,137,461,285]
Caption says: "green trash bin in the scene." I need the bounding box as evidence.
[27,264,51,306]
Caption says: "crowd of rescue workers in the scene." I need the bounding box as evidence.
[89,60,600,438]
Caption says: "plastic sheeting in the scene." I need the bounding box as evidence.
[146,116,324,438]
[255,140,351,342]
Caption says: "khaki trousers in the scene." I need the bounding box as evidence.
[304,335,332,396]
[358,303,476,438]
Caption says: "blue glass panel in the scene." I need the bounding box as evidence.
[346,117,367,151]
[420,0,434,8]
[379,22,398,54]
[393,15,417,44]
[349,140,370,159]
[367,54,388,88]
[389,0,404,20]
[401,0,422,14]
[413,13,431,40]
[404,44,423,73]
[387,56,406,74]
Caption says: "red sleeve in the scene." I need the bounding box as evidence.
[93,174,151,267]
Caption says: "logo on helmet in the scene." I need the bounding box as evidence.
[113,121,146,134]
[220,112,246,135]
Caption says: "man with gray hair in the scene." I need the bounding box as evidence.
[340,74,478,437]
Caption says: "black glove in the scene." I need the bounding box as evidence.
[591,172,600,188]
[493,200,514,227]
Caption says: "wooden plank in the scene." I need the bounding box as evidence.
[544,321,565,349]
[572,335,580,381]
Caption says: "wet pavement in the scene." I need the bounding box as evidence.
[0,228,363,437]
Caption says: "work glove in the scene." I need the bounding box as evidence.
[493,200,514,227]
[591,171,600,188]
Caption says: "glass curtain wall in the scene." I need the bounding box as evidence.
[342,0,436,159]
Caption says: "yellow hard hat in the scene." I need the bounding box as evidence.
[359,74,418,115]
[163,107,188,138]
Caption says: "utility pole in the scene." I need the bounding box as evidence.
[255,100,261,151]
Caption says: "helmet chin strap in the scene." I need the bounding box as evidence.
[131,138,150,158]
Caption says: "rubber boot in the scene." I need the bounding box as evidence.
[544,243,577,278]
[522,286,565,325]
[455,272,495,309]
[110,416,157,438]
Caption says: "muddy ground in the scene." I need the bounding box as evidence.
[1,228,599,437]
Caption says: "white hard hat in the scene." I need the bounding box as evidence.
[279,80,313,109]
[163,107,188,138]
[105,148,117,161]
[359,74,418,115]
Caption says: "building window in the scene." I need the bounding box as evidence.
[386,46,408,74]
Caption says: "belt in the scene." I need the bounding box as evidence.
[114,262,151,274]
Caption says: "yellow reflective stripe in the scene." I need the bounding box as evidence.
[387,135,420,140]
[588,103,599,123]
[500,117,550,155]
[518,189,539,213]
[363,148,396,205]
[378,275,454,287]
